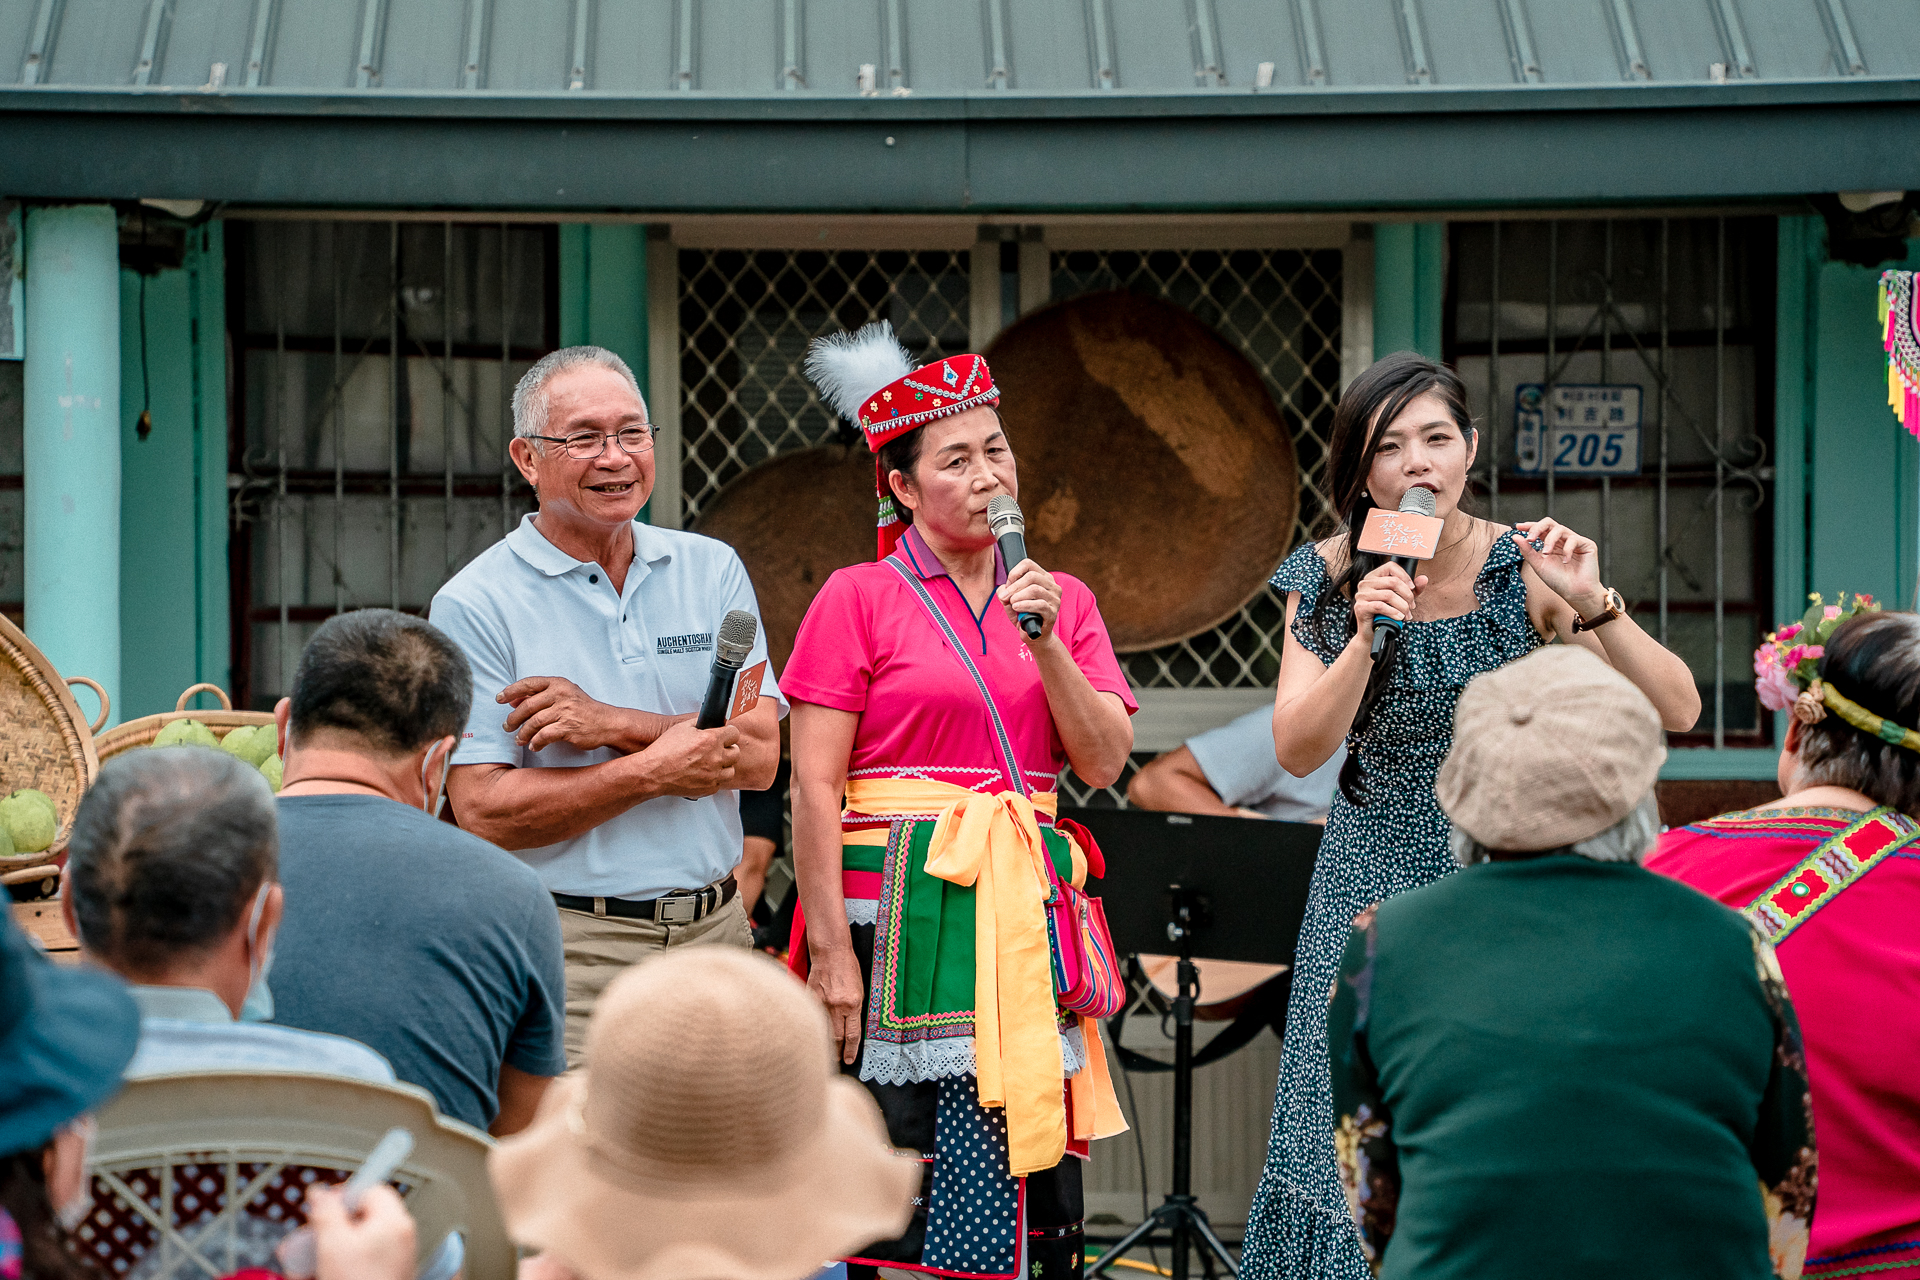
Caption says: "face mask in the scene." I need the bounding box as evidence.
[54,1116,97,1232]
[239,881,277,1023]
[421,740,453,817]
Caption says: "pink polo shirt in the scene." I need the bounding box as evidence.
[782,525,1137,796]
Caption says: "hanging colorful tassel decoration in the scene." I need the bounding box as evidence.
[1879,270,1920,438]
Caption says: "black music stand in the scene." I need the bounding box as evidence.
[1060,808,1320,1280]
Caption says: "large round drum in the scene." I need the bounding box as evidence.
[693,445,876,672]
[694,291,1299,663]
[984,291,1298,651]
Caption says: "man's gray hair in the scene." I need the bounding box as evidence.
[511,345,645,441]
[68,748,279,973]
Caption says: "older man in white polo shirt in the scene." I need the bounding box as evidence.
[431,345,784,1063]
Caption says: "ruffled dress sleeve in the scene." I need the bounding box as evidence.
[1272,542,1350,667]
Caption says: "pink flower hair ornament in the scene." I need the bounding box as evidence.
[1754,591,1882,724]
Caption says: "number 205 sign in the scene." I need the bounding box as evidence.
[1513,384,1643,476]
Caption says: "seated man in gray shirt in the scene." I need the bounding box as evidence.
[1128,703,1344,822]
[267,609,568,1136]
[62,748,394,1084]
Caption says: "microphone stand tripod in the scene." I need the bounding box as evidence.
[1087,888,1241,1280]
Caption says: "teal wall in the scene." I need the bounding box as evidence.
[557,223,652,519]
[1805,228,1920,609]
[1775,216,1919,613]
[1373,223,1445,361]
[116,223,228,721]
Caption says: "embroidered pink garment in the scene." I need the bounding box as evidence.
[781,525,1136,795]
[1648,808,1920,1278]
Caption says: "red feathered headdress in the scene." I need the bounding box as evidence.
[805,322,1000,559]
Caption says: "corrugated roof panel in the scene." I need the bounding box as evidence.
[486,0,574,90]
[264,0,363,91]
[43,0,145,86]
[802,0,883,94]
[1004,0,1094,92]
[1632,0,1740,82]
[0,8,31,82]
[1318,0,1415,87]
[379,0,467,89]
[152,0,253,89]
[1422,0,1529,86]
[1213,0,1310,89]
[1522,0,1628,85]
[1107,0,1201,90]
[5,0,1918,94]
[699,0,781,93]
[903,0,991,95]
[597,0,678,93]
[1742,0,1854,78]
[1845,0,1920,76]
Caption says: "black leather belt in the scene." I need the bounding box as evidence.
[552,874,737,925]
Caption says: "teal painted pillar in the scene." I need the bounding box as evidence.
[24,205,120,725]
[558,224,651,516]
[1805,226,1920,610]
[1373,223,1445,361]
[119,222,230,720]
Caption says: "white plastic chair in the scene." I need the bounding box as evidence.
[87,1071,513,1280]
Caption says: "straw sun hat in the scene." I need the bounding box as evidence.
[1436,645,1667,852]
[489,947,918,1280]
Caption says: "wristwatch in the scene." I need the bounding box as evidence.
[1572,586,1626,634]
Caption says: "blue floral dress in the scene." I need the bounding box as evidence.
[1241,532,1541,1279]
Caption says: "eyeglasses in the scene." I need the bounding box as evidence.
[527,425,659,460]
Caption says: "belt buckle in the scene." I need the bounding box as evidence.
[655,893,701,925]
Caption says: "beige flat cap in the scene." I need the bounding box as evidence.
[1436,645,1666,852]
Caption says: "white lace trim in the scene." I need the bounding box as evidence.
[845,897,879,926]
[1061,1021,1088,1076]
[858,1026,1087,1086]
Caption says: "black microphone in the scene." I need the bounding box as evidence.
[695,610,758,729]
[1368,486,1438,659]
[986,495,1044,639]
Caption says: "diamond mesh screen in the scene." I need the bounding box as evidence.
[679,250,973,525]
[675,242,1343,806]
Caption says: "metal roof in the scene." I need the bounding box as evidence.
[7,0,1916,95]
[1,1,1916,213]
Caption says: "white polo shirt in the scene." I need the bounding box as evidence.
[429,515,787,900]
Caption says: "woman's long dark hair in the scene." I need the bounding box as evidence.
[1301,353,1475,804]
[1800,611,1920,814]
[1,1147,101,1280]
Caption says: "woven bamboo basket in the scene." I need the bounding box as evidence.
[0,614,105,871]
[94,684,279,763]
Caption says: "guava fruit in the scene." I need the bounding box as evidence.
[0,821,13,857]
[0,789,57,853]
[9,787,53,823]
[259,754,283,793]
[153,719,219,749]
[220,724,277,768]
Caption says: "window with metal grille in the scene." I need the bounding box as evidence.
[674,242,1345,807]
[228,221,555,708]
[1447,217,1775,746]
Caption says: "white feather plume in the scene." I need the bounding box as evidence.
[806,321,915,425]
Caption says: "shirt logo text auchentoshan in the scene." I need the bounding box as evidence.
[656,632,713,656]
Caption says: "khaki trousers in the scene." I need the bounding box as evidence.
[556,892,753,1067]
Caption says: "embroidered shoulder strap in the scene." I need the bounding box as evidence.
[1744,806,1920,945]
[883,554,1030,796]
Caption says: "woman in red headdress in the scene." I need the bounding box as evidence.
[783,323,1135,1280]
